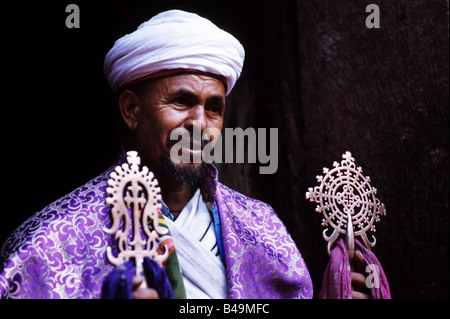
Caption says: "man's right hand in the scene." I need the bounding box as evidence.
[132,275,160,299]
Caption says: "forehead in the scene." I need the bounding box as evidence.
[149,73,226,97]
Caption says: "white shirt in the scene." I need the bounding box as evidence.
[164,189,228,298]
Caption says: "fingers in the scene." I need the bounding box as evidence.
[132,275,143,290]
[133,287,159,299]
[131,275,160,299]
[351,272,367,290]
[352,250,365,274]
[352,290,370,299]
[351,272,371,299]
[351,250,371,299]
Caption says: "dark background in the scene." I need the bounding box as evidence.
[1,0,448,298]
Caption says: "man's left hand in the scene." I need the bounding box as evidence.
[351,250,371,299]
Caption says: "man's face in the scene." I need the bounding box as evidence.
[132,73,226,182]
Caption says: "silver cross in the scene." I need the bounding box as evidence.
[103,151,169,286]
[306,151,386,261]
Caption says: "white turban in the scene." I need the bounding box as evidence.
[103,9,245,95]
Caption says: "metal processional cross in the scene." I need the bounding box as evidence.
[103,151,169,286]
[306,151,386,261]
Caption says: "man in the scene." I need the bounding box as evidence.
[0,9,369,299]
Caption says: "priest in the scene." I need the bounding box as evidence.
[0,9,372,299]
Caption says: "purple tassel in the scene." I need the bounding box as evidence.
[101,258,174,299]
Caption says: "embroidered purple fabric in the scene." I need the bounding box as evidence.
[0,161,313,299]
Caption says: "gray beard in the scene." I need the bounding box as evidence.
[160,155,204,188]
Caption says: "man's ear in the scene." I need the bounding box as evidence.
[118,89,141,131]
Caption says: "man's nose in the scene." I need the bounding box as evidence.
[185,105,207,132]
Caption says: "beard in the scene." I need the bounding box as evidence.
[159,127,211,187]
[160,154,204,187]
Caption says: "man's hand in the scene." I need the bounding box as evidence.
[131,275,160,299]
[351,250,371,299]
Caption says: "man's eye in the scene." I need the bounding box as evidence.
[173,97,190,105]
[208,105,223,115]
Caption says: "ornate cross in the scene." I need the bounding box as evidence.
[103,151,169,285]
[306,151,386,261]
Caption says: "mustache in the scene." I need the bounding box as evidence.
[166,128,212,149]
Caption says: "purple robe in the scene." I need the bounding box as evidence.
[0,160,313,299]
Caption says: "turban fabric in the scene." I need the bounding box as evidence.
[104,9,245,95]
